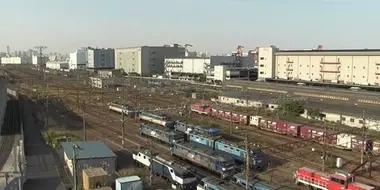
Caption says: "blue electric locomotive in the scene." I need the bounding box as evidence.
[171,142,236,179]
[139,111,175,128]
[140,123,184,144]
[174,121,221,136]
[197,177,244,190]
[231,172,291,190]
[189,132,267,169]
[133,148,198,190]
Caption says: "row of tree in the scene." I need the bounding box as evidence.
[277,100,326,120]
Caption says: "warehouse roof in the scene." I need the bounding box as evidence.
[116,176,141,183]
[62,141,116,160]
[277,49,380,53]
[275,49,380,56]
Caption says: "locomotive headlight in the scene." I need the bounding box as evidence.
[222,168,226,171]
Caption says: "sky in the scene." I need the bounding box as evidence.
[0,0,379,54]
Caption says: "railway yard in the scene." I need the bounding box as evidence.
[3,65,380,190]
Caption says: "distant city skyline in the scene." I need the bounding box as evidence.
[0,0,379,54]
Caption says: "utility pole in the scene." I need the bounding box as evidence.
[245,134,250,190]
[361,110,366,165]
[76,89,79,112]
[45,85,49,129]
[72,144,82,190]
[322,121,327,171]
[82,100,87,141]
[149,139,153,187]
[121,112,125,147]
[229,103,233,134]
[101,87,104,110]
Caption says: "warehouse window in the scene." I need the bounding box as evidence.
[347,75,349,77]
[363,76,365,78]
[300,65,302,67]
[342,117,346,121]
[359,120,364,124]
[354,66,356,69]
[307,65,309,67]
[260,64,264,67]
[347,66,349,68]
[353,75,355,78]
[363,66,365,69]
[260,57,264,60]
[350,118,355,122]
[260,72,264,74]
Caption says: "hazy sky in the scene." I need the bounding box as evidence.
[0,0,378,54]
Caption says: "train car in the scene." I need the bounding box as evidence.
[191,104,212,115]
[214,140,267,170]
[171,142,236,179]
[189,132,266,169]
[139,111,174,128]
[335,133,372,152]
[189,132,221,148]
[231,172,290,190]
[197,177,244,190]
[295,167,375,190]
[249,116,301,136]
[108,103,138,117]
[139,123,184,144]
[108,103,124,113]
[174,121,221,137]
[132,148,198,190]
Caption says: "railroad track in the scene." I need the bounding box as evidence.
[0,96,19,170]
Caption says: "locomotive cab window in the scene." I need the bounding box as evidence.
[170,169,173,173]
[331,177,345,185]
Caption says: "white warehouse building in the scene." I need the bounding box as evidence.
[164,57,211,75]
[46,61,69,70]
[115,45,186,76]
[258,47,380,86]
[1,57,32,65]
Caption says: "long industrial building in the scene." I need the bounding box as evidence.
[258,47,380,86]
[115,44,186,75]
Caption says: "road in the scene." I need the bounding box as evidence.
[20,95,67,190]
[222,90,380,119]
[226,79,380,101]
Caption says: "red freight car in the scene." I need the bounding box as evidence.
[351,136,372,153]
[372,141,380,155]
[191,104,212,115]
[286,122,301,137]
[299,125,313,139]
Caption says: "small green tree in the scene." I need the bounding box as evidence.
[277,100,305,117]
[306,108,326,120]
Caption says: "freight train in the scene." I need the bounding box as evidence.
[188,132,267,169]
[174,120,221,137]
[171,142,236,179]
[139,111,175,128]
[197,177,244,190]
[140,123,184,144]
[139,123,237,178]
[191,103,380,155]
[132,148,198,190]
[107,102,138,117]
[231,172,291,190]
[294,167,376,190]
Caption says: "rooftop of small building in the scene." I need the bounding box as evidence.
[62,141,116,160]
[83,167,108,177]
[116,175,141,183]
